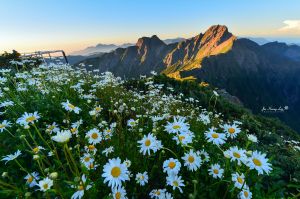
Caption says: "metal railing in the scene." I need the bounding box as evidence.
[20,50,69,64]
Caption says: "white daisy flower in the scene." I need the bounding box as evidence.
[137,133,162,155]
[32,146,45,154]
[102,157,130,188]
[1,150,22,164]
[165,116,190,134]
[246,150,272,175]
[182,149,202,171]
[172,131,194,146]
[232,172,246,189]
[238,185,252,199]
[81,153,94,168]
[149,189,166,199]
[222,123,241,138]
[198,113,210,125]
[86,128,102,145]
[102,146,114,157]
[24,172,39,187]
[51,130,72,143]
[164,192,173,199]
[127,119,138,128]
[71,175,92,199]
[163,158,181,175]
[112,186,127,199]
[61,100,81,114]
[135,171,148,186]
[225,146,247,165]
[166,174,185,193]
[124,159,131,168]
[247,134,258,143]
[46,122,60,134]
[84,145,97,155]
[16,112,40,126]
[38,177,53,192]
[205,128,227,146]
[0,120,11,132]
[208,164,224,179]
[197,150,210,162]
[0,100,14,108]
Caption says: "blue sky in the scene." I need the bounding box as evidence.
[0,0,299,53]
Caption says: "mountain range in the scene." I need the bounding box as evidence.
[71,38,185,56]
[77,25,300,132]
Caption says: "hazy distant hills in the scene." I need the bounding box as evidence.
[71,38,186,56]
[78,25,300,132]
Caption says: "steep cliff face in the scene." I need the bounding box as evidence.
[80,35,176,77]
[162,25,236,78]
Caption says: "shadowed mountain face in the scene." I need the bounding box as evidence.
[79,25,300,132]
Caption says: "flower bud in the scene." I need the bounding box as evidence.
[25,192,31,197]
[2,172,8,178]
[33,155,40,160]
[49,172,58,179]
[20,135,26,139]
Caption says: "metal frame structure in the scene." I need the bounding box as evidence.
[20,50,69,64]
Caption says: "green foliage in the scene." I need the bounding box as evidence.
[0,65,299,198]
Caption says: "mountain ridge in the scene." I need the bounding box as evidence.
[78,25,300,132]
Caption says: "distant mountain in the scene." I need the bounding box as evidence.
[163,37,185,44]
[71,43,134,56]
[244,37,270,45]
[79,25,300,132]
[71,38,186,56]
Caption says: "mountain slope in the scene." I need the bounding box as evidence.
[79,25,300,132]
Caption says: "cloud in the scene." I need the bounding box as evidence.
[279,20,300,32]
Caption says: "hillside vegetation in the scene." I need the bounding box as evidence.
[0,61,299,198]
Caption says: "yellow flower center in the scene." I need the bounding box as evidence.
[48,125,55,130]
[84,157,90,162]
[252,158,262,166]
[212,133,219,138]
[33,147,39,153]
[188,156,195,163]
[115,192,121,199]
[140,175,144,180]
[88,145,95,150]
[27,176,33,183]
[173,125,180,129]
[173,181,179,187]
[78,185,84,190]
[213,169,219,174]
[144,139,151,146]
[233,152,241,158]
[106,129,111,133]
[228,127,235,134]
[26,116,36,122]
[244,191,249,197]
[68,104,75,109]
[91,133,98,139]
[71,128,77,133]
[155,191,161,195]
[43,183,48,189]
[237,177,244,184]
[111,167,121,178]
[168,161,176,169]
[179,135,185,141]
[95,107,102,111]
[130,122,135,126]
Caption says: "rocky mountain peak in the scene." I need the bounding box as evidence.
[201,25,234,45]
[136,35,165,49]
